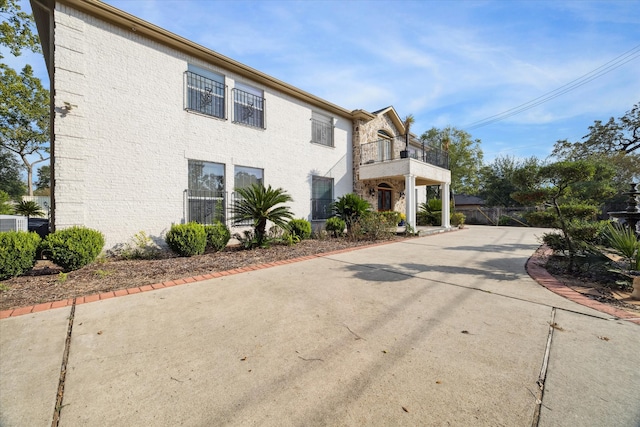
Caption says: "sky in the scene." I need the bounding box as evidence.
[7,0,640,164]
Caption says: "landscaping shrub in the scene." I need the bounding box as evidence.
[451,212,466,227]
[541,232,568,253]
[378,211,401,226]
[0,231,41,280]
[525,210,557,228]
[355,212,396,241]
[41,226,105,271]
[204,222,231,252]
[325,217,346,237]
[332,193,370,233]
[165,222,207,257]
[288,218,312,240]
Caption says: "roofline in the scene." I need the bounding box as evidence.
[31,0,376,121]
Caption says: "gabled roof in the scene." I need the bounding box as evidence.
[30,0,376,122]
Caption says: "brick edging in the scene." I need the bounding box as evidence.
[526,246,640,325]
[1,238,407,319]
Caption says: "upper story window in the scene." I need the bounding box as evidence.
[233,82,265,129]
[311,112,334,147]
[184,65,226,119]
[377,130,393,162]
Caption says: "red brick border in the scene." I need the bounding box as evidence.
[526,246,640,325]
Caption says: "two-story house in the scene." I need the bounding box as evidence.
[30,0,451,248]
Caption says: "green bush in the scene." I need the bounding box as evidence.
[165,222,207,257]
[204,222,231,252]
[541,232,568,253]
[451,212,466,227]
[525,210,557,228]
[378,211,401,226]
[288,218,312,240]
[41,226,105,271]
[331,193,370,233]
[355,212,396,241]
[0,231,41,279]
[325,217,346,237]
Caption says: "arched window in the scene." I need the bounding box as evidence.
[377,130,393,162]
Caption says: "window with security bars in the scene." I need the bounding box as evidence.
[311,112,334,147]
[184,70,225,119]
[233,83,265,128]
[187,160,226,224]
[311,176,334,220]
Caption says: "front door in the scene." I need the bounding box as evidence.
[377,187,392,211]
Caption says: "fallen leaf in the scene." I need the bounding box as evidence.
[461,330,469,334]
[382,350,387,354]
[97,330,103,335]
[436,380,442,384]
[598,336,610,341]
[402,406,408,413]
[240,356,247,361]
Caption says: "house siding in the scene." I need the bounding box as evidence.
[52,5,352,248]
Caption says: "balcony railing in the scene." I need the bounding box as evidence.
[360,137,449,169]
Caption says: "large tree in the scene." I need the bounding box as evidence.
[421,126,484,195]
[552,103,640,202]
[1,0,41,58]
[0,145,25,198]
[479,155,543,207]
[0,63,49,196]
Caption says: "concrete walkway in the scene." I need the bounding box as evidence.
[1,226,639,426]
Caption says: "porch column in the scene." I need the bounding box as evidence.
[441,182,451,228]
[405,174,416,228]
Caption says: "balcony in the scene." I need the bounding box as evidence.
[360,137,449,169]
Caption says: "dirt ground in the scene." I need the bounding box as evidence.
[1,237,639,316]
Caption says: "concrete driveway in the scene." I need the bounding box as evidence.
[1,226,639,426]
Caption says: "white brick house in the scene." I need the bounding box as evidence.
[30,0,451,248]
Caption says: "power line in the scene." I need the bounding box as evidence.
[463,44,640,131]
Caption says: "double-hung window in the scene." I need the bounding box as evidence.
[233,82,265,129]
[311,176,334,220]
[187,160,226,224]
[311,112,334,147]
[185,65,225,119]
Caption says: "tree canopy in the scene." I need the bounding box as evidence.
[0,0,41,58]
[0,63,49,196]
[421,126,483,195]
[0,145,25,198]
[479,155,543,207]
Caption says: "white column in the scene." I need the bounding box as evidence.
[441,182,451,228]
[405,174,416,228]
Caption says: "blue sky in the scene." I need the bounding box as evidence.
[9,0,640,163]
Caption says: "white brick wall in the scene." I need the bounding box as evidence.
[53,5,352,248]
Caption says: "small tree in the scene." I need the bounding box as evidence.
[512,159,614,271]
[13,200,44,219]
[232,184,294,246]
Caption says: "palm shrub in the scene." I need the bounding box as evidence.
[0,231,41,279]
[232,184,294,247]
[288,218,311,240]
[41,226,104,271]
[605,222,640,272]
[418,199,442,226]
[13,200,45,218]
[331,193,370,234]
[204,222,231,252]
[325,217,346,237]
[165,222,207,256]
